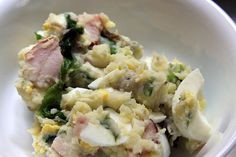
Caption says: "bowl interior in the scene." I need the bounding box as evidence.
[0,0,236,156]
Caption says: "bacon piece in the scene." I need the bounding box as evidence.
[143,120,159,144]
[23,36,63,88]
[78,13,103,43]
[51,137,67,157]
[73,115,88,137]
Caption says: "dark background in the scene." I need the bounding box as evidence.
[214,0,236,22]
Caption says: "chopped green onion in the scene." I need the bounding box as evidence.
[110,44,117,54]
[100,115,120,141]
[171,64,185,73]
[167,71,178,83]
[100,36,117,54]
[186,111,193,128]
[143,81,154,96]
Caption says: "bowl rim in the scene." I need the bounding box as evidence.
[204,0,236,156]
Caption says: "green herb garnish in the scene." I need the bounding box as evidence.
[37,21,85,121]
[37,59,74,120]
[38,81,64,119]
[43,134,57,145]
[60,58,79,81]
[167,71,178,83]
[37,81,67,124]
[171,64,185,73]
[34,32,43,40]
[59,27,84,60]
[110,45,117,54]
[143,80,154,96]
[100,36,117,54]
[66,14,77,29]
[167,63,185,84]
[54,111,67,125]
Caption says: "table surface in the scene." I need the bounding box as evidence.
[214,0,236,21]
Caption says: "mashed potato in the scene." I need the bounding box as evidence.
[16,12,212,157]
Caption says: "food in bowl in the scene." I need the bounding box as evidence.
[16,12,212,157]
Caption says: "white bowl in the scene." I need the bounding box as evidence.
[0,0,236,157]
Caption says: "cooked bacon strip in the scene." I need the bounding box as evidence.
[22,36,63,88]
[78,13,103,43]
[51,137,67,157]
[73,115,88,137]
[143,120,159,144]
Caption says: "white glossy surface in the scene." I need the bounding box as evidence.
[0,0,236,157]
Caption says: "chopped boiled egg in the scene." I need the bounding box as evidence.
[106,108,132,133]
[149,112,166,123]
[159,130,170,157]
[80,123,126,147]
[172,69,212,142]
[88,69,125,89]
[44,13,67,29]
[69,87,90,94]
[79,108,133,147]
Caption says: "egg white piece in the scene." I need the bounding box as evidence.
[80,123,116,146]
[64,87,90,99]
[149,112,166,123]
[35,30,48,38]
[88,69,124,89]
[80,123,127,147]
[106,108,132,133]
[143,56,152,70]
[71,87,90,94]
[88,77,104,89]
[46,13,67,28]
[159,131,170,157]
[172,69,212,142]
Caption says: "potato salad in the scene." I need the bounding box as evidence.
[16,12,212,157]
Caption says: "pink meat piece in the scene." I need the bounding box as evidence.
[73,115,88,137]
[51,135,80,157]
[143,120,159,144]
[52,137,67,157]
[23,36,63,88]
[78,13,103,43]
